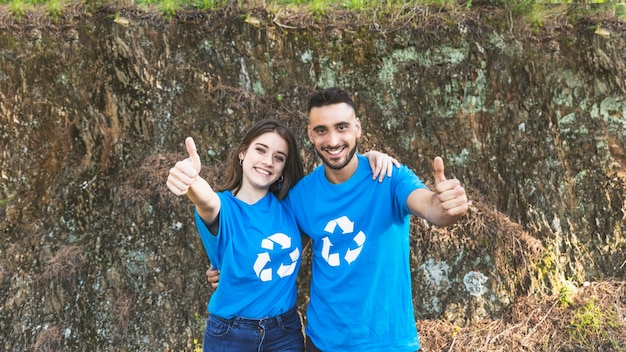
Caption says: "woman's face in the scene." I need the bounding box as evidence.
[240,131,288,190]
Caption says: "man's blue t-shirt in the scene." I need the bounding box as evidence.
[195,190,302,319]
[284,154,427,352]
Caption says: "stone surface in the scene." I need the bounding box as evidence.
[0,4,624,351]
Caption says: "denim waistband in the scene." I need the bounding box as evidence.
[214,305,300,328]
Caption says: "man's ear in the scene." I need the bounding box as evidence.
[355,117,362,138]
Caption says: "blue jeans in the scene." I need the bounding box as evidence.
[203,305,304,352]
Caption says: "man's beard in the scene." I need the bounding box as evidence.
[315,142,358,170]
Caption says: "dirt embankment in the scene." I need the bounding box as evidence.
[1,3,625,351]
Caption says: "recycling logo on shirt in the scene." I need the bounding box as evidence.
[321,216,366,266]
[253,233,300,282]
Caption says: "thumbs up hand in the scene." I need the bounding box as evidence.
[167,137,203,196]
[432,157,468,218]
[166,137,220,226]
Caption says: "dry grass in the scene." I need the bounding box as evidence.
[418,279,626,352]
[119,153,184,210]
[412,190,626,351]
[36,245,86,286]
[33,325,62,352]
[0,242,20,287]
[0,263,7,286]
[114,292,134,329]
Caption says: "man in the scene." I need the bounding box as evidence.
[209,87,468,351]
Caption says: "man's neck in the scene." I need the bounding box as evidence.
[324,155,359,184]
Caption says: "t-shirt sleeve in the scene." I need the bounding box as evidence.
[282,192,295,215]
[281,191,308,237]
[195,206,221,269]
[393,165,428,216]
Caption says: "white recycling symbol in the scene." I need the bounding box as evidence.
[253,233,300,282]
[321,216,366,266]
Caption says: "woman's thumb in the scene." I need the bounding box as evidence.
[185,137,201,171]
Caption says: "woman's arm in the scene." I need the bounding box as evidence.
[166,137,221,225]
[363,150,401,182]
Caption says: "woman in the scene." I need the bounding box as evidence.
[166,119,395,352]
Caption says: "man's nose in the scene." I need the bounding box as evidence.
[327,131,340,146]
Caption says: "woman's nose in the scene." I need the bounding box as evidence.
[262,153,273,166]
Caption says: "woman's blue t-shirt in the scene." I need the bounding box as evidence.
[195,190,302,319]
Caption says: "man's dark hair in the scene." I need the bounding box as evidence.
[307,87,355,114]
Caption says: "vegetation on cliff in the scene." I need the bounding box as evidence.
[1,0,625,24]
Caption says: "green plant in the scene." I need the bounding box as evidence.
[190,312,206,351]
[1,0,626,25]
[193,338,202,352]
[159,0,181,17]
[45,0,63,18]
[7,0,29,18]
[569,298,625,350]
[569,298,602,346]
[192,0,228,11]
[194,312,205,335]
[558,283,575,307]
[309,0,329,16]
[345,0,367,11]
[0,195,15,208]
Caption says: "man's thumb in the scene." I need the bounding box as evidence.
[434,156,446,184]
[185,137,201,171]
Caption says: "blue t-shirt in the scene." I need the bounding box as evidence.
[195,190,302,319]
[284,154,426,352]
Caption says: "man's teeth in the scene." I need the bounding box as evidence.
[327,148,343,155]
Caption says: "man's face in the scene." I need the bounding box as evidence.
[307,102,362,170]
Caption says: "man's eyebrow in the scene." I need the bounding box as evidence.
[334,121,351,128]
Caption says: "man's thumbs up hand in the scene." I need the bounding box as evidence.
[434,156,446,185]
[433,156,468,218]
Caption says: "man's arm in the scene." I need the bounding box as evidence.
[407,157,468,226]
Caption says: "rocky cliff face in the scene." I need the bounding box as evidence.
[0,4,624,351]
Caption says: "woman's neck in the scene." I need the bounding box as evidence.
[234,184,269,204]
